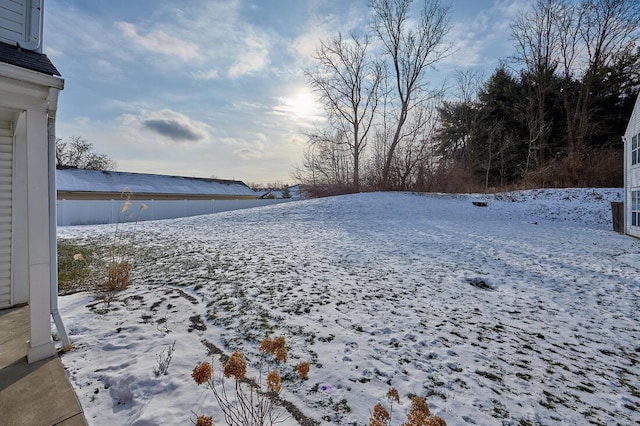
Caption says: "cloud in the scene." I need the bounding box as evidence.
[93,59,122,78]
[441,0,531,70]
[115,21,200,61]
[291,5,368,61]
[223,134,266,160]
[135,109,210,142]
[191,69,220,80]
[234,146,263,159]
[45,4,132,61]
[44,46,62,57]
[228,35,270,79]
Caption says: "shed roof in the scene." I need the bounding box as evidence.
[56,168,257,197]
[0,41,60,76]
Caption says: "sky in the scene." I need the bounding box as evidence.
[44,0,531,184]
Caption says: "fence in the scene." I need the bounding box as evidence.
[56,198,292,226]
[611,201,624,234]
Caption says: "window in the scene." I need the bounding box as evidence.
[633,135,639,165]
[633,191,640,227]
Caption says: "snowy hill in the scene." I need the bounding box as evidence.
[57,188,638,425]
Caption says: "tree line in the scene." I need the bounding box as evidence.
[55,136,116,171]
[295,0,640,194]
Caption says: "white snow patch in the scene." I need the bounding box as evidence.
[56,188,639,425]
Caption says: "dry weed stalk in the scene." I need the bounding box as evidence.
[109,191,144,280]
[192,336,310,426]
[369,388,447,426]
[95,189,146,305]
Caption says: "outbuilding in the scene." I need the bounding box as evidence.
[56,168,269,225]
[624,94,640,238]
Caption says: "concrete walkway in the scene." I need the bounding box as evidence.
[0,306,87,426]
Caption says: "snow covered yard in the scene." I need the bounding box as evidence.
[56,188,640,425]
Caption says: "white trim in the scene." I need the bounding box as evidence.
[25,107,55,362]
[0,61,63,90]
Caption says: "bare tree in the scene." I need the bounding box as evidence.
[434,69,484,165]
[390,105,440,190]
[558,0,640,176]
[307,32,383,191]
[371,0,451,189]
[56,136,116,171]
[511,0,561,172]
[453,69,484,104]
[292,129,352,188]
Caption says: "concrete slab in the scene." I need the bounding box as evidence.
[0,306,87,426]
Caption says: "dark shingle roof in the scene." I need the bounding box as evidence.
[0,41,60,76]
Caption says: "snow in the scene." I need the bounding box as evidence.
[56,169,256,197]
[55,188,640,425]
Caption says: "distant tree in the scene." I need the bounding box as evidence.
[293,129,353,187]
[281,186,291,199]
[307,32,383,191]
[435,70,485,164]
[388,105,440,190]
[554,0,640,178]
[475,67,529,186]
[55,136,116,171]
[510,0,562,172]
[371,0,451,188]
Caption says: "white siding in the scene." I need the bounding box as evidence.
[0,134,12,308]
[624,95,640,238]
[0,0,41,51]
[56,198,292,226]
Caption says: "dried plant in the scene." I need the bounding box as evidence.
[423,417,447,426]
[295,361,310,380]
[259,336,287,363]
[369,388,447,426]
[95,189,146,305]
[266,370,282,394]
[192,336,309,426]
[223,351,247,380]
[370,402,391,426]
[195,415,213,426]
[386,388,400,404]
[71,190,145,307]
[192,361,213,385]
[403,396,430,426]
[153,340,176,377]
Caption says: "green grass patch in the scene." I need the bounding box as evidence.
[57,240,105,294]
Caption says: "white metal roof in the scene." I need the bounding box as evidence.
[56,168,257,197]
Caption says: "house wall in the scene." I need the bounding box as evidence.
[0,62,63,363]
[57,198,292,226]
[624,95,640,238]
[0,0,42,51]
[0,131,12,307]
[11,113,28,305]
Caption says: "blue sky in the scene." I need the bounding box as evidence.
[44,0,530,184]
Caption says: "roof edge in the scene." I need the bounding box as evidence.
[56,168,250,187]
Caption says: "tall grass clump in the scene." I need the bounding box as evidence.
[67,189,145,306]
[107,189,145,289]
